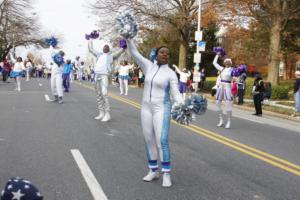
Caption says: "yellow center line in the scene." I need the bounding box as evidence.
[77,82,300,176]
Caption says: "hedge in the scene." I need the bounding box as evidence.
[202,78,291,100]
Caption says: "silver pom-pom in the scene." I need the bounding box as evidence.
[116,9,138,39]
[171,103,193,125]
[171,94,207,125]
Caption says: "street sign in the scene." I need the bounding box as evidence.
[197,41,206,52]
[193,53,201,63]
[195,31,203,41]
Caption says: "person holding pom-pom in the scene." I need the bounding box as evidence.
[49,45,65,104]
[212,49,236,129]
[88,33,125,122]
[116,11,184,187]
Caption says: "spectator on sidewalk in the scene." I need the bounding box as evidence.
[199,68,206,91]
[237,73,247,105]
[252,75,265,116]
[231,78,238,103]
[292,71,300,117]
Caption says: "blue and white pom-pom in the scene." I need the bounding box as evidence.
[171,94,207,125]
[188,94,207,115]
[116,9,138,39]
[45,36,58,47]
[171,103,193,125]
[52,53,64,66]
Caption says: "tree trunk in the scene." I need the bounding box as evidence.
[178,43,187,69]
[267,15,281,85]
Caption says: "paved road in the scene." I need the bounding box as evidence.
[0,78,299,200]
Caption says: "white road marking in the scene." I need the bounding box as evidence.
[71,149,108,200]
[44,94,50,101]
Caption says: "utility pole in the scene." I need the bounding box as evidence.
[193,0,206,71]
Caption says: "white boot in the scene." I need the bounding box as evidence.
[217,112,224,127]
[94,110,104,120]
[101,112,111,122]
[162,173,172,187]
[143,170,159,182]
[225,111,232,129]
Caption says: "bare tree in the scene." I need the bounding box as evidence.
[0,0,44,60]
[219,0,300,85]
[90,0,215,69]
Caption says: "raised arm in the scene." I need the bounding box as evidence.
[126,39,153,75]
[88,40,99,57]
[170,71,184,104]
[9,53,16,64]
[213,55,224,71]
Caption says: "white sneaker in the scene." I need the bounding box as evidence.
[217,119,223,127]
[143,170,159,182]
[162,173,172,187]
[94,111,104,120]
[101,112,111,122]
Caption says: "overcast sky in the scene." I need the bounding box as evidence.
[33,0,98,60]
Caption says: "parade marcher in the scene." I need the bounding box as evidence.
[252,75,265,116]
[88,39,125,122]
[192,67,200,92]
[291,71,300,117]
[25,58,33,81]
[49,46,65,104]
[173,65,191,100]
[62,59,73,92]
[213,54,235,129]
[78,61,85,84]
[10,56,25,92]
[126,40,184,187]
[117,61,134,95]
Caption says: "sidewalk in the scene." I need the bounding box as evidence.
[202,93,300,123]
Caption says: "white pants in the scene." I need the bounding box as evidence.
[26,69,30,81]
[119,78,128,94]
[51,73,63,97]
[15,76,21,91]
[94,74,110,113]
[141,100,172,172]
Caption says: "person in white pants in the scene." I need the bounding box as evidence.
[88,40,125,122]
[25,58,33,81]
[117,61,134,95]
[213,54,234,129]
[126,40,183,188]
[173,65,191,100]
[49,46,65,104]
[10,56,25,92]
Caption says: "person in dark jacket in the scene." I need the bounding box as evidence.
[252,76,265,116]
[292,71,300,117]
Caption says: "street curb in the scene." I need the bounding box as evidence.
[202,94,300,123]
